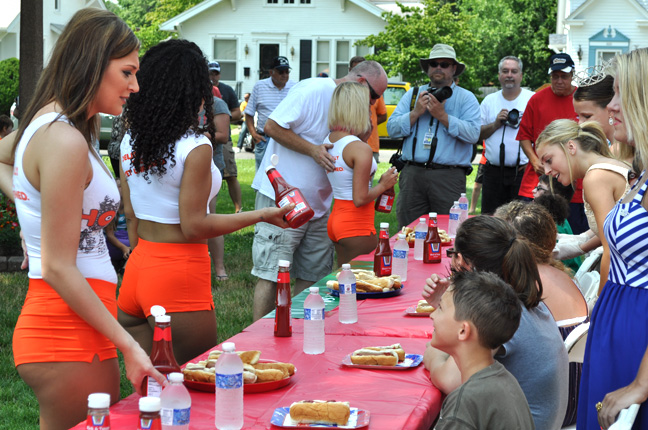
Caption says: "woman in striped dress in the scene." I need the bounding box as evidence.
[577,48,648,430]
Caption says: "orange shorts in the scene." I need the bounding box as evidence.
[117,238,214,319]
[327,199,376,242]
[13,278,118,366]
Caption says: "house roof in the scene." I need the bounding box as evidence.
[160,0,385,31]
[0,1,20,32]
[569,0,648,16]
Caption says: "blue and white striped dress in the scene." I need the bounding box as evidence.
[577,172,648,430]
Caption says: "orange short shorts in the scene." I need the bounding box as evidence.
[13,278,118,366]
[117,238,214,319]
[327,199,376,242]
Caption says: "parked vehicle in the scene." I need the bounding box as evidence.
[377,81,411,142]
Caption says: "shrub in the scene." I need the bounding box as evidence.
[0,58,19,116]
[0,192,21,256]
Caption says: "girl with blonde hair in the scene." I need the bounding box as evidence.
[536,119,631,293]
[0,9,167,428]
[325,81,398,264]
[579,48,648,430]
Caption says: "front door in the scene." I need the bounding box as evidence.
[259,44,279,80]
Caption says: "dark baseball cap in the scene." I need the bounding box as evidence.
[548,53,574,74]
[208,61,221,73]
[271,56,290,70]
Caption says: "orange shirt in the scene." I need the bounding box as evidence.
[367,96,387,153]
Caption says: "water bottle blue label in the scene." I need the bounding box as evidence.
[415,231,426,239]
[393,249,407,259]
[459,203,468,210]
[449,213,459,220]
[304,308,325,321]
[216,372,243,389]
[173,407,190,425]
[340,282,356,294]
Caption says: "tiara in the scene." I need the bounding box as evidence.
[574,61,614,87]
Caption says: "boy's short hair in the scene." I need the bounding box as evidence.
[450,271,522,350]
[0,114,12,130]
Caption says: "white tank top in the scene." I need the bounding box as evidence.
[13,112,119,283]
[121,131,221,223]
[326,134,377,201]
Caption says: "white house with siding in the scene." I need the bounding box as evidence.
[160,0,419,96]
[0,0,107,63]
[555,0,648,73]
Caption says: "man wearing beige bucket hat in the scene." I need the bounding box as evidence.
[387,43,480,229]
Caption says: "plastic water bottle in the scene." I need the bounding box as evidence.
[215,342,243,430]
[458,193,469,223]
[86,393,110,430]
[448,201,461,238]
[303,287,325,354]
[160,373,191,430]
[338,264,357,324]
[414,217,427,261]
[392,233,409,281]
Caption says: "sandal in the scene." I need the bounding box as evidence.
[215,275,229,281]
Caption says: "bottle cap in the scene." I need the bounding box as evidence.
[222,342,236,352]
[139,396,161,412]
[88,393,110,409]
[419,217,426,222]
[341,263,351,270]
[155,314,171,323]
[278,259,290,268]
[309,286,320,294]
[150,305,166,318]
[168,372,184,383]
[398,233,405,239]
[461,192,466,196]
[380,222,389,229]
[429,212,437,218]
[454,201,459,204]
[271,153,279,166]
[265,164,275,173]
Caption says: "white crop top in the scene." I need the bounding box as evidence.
[326,134,377,201]
[13,112,119,283]
[121,131,221,223]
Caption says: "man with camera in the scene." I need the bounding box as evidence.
[387,43,480,229]
[478,56,534,214]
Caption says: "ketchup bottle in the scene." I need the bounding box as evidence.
[143,306,180,397]
[375,186,395,213]
[423,212,442,264]
[266,165,314,229]
[138,397,162,430]
[274,259,292,337]
[373,222,392,276]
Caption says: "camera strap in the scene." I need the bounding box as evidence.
[407,86,420,160]
[426,120,441,166]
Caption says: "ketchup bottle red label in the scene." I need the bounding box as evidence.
[86,415,110,430]
[423,216,442,264]
[374,226,392,276]
[267,167,314,229]
[375,187,395,213]
[275,266,293,337]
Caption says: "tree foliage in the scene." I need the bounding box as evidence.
[358,0,557,93]
[0,58,19,116]
[109,0,201,53]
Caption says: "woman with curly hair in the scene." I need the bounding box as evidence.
[422,216,569,430]
[0,9,167,428]
[118,39,291,365]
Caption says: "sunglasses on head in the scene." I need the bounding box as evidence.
[429,61,454,69]
[357,75,380,100]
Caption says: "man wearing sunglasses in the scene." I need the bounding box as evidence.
[387,43,480,230]
[250,61,388,321]
[244,56,296,170]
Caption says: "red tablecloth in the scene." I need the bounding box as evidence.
[71,215,451,429]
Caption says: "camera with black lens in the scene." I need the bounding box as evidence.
[505,109,520,128]
[389,151,406,171]
[426,86,453,103]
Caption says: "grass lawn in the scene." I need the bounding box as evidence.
[0,134,481,429]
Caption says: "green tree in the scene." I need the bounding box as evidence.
[358,0,481,92]
[0,58,19,116]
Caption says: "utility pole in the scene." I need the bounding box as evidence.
[18,0,43,115]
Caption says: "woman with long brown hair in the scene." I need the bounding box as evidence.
[0,9,166,428]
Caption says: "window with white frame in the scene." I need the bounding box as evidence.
[597,49,621,65]
[316,40,330,76]
[213,39,237,81]
[335,41,350,78]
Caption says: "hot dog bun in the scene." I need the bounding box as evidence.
[289,400,351,426]
[208,349,260,364]
[350,348,399,366]
[252,362,295,377]
[363,343,406,361]
[416,300,435,314]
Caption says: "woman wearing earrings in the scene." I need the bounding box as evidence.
[536,119,631,294]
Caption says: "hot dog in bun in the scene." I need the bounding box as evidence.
[289,400,351,426]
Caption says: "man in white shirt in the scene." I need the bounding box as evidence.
[478,56,534,214]
[250,61,388,320]
[245,56,295,170]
